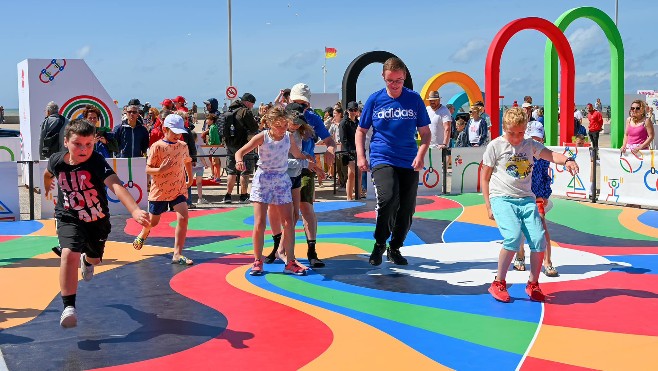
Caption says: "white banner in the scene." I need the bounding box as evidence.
[546,145,593,199]
[0,137,21,162]
[450,147,486,194]
[40,157,148,219]
[0,163,20,221]
[599,148,658,207]
[418,147,444,195]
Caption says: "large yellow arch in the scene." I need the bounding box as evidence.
[419,71,483,105]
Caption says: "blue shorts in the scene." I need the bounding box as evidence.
[148,194,187,216]
[490,196,546,253]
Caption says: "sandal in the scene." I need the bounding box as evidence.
[513,257,526,271]
[172,256,194,265]
[133,236,145,251]
[543,264,559,277]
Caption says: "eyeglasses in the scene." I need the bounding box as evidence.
[127,111,139,114]
[348,108,358,112]
[630,106,642,111]
[384,78,404,85]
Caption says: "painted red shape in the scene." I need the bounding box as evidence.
[540,272,658,336]
[354,196,461,219]
[557,242,658,256]
[123,208,252,238]
[521,357,596,371]
[0,236,20,243]
[486,17,575,141]
[93,255,333,370]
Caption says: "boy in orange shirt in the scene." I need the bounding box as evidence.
[133,114,194,265]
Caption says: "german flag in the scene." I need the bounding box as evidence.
[325,47,337,59]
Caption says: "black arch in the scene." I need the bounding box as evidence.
[341,51,413,108]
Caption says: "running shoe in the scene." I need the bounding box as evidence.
[60,306,77,328]
[489,279,511,303]
[284,260,307,276]
[525,281,546,302]
[249,259,264,276]
[80,253,94,282]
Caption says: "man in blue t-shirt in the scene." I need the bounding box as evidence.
[355,57,431,266]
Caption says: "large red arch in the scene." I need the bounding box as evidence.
[485,17,575,141]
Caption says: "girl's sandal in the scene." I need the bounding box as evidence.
[172,256,194,265]
[133,236,145,251]
[543,265,559,277]
[513,257,526,271]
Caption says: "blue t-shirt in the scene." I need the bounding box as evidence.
[302,109,331,156]
[359,87,430,169]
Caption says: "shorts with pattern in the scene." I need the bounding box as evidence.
[250,169,292,205]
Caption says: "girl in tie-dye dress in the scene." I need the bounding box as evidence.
[235,107,318,276]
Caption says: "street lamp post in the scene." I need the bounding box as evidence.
[228,0,233,96]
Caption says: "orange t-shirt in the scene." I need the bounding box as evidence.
[147,139,192,201]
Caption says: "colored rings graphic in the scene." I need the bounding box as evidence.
[107,158,143,204]
[39,59,66,83]
[60,95,115,130]
[619,151,643,173]
[422,148,440,189]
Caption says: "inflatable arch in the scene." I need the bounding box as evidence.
[448,91,485,116]
[486,17,575,141]
[341,51,413,108]
[544,7,624,147]
[419,72,483,106]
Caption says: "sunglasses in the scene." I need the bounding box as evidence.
[348,108,358,112]
[630,106,642,111]
[127,111,139,114]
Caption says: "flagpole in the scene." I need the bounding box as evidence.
[323,47,327,93]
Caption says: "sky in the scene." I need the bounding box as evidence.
[1,0,657,110]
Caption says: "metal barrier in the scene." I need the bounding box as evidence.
[17,160,39,220]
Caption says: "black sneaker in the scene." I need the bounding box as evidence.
[52,246,62,257]
[387,246,408,265]
[223,194,232,204]
[239,194,250,203]
[264,249,277,264]
[307,251,325,268]
[369,243,387,266]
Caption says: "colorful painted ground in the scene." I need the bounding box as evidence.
[1,195,658,370]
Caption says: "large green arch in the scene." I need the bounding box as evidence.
[544,7,624,147]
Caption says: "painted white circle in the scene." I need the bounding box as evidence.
[366,242,618,285]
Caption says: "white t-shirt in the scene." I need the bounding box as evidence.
[574,110,584,121]
[482,136,545,198]
[426,105,452,147]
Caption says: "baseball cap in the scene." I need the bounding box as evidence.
[163,114,187,134]
[172,96,186,104]
[128,98,141,106]
[525,121,544,139]
[161,98,173,107]
[241,93,256,104]
[289,83,311,103]
[347,101,359,110]
[522,102,532,108]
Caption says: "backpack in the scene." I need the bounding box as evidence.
[208,122,221,145]
[222,108,247,148]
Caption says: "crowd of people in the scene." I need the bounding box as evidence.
[35,56,657,328]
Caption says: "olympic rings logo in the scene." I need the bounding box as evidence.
[619,151,644,173]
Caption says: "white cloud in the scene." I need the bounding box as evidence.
[450,39,487,63]
[76,45,91,59]
[567,26,605,56]
[576,71,610,85]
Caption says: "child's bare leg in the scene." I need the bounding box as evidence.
[252,202,268,260]
[196,175,203,199]
[529,250,545,283]
[277,203,296,261]
[172,202,189,259]
[138,214,160,240]
[60,248,80,296]
[496,248,516,281]
[541,216,553,266]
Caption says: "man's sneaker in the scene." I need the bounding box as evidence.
[387,247,408,265]
[52,245,62,257]
[369,243,387,266]
[239,194,250,203]
[60,306,77,328]
[284,260,307,276]
[525,281,546,302]
[223,194,232,204]
[249,259,264,276]
[488,279,511,303]
[80,253,94,282]
[307,251,325,268]
[197,197,209,205]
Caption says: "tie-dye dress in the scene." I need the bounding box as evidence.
[250,131,293,205]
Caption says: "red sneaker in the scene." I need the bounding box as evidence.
[525,281,545,302]
[284,260,307,276]
[488,279,511,303]
[249,259,264,276]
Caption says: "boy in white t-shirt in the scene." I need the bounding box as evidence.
[481,107,579,303]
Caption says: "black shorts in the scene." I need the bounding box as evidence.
[300,169,315,204]
[57,217,111,259]
[226,148,256,176]
[149,194,187,215]
[290,174,302,190]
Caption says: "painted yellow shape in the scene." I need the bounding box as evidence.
[227,265,449,370]
[618,208,658,239]
[419,71,483,106]
[458,204,498,227]
[0,242,168,329]
[25,219,57,236]
[529,324,658,370]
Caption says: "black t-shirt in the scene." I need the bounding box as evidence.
[47,151,116,222]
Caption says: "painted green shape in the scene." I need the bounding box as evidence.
[0,236,59,266]
[544,7,624,147]
[415,208,462,221]
[267,274,536,354]
[183,207,255,231]
[547,198,653,241]
[441,193,485,207]
[188,236,254,254]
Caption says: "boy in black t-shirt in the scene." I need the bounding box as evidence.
[44,119,149,328]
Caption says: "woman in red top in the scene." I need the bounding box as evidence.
[621,100,654,155]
